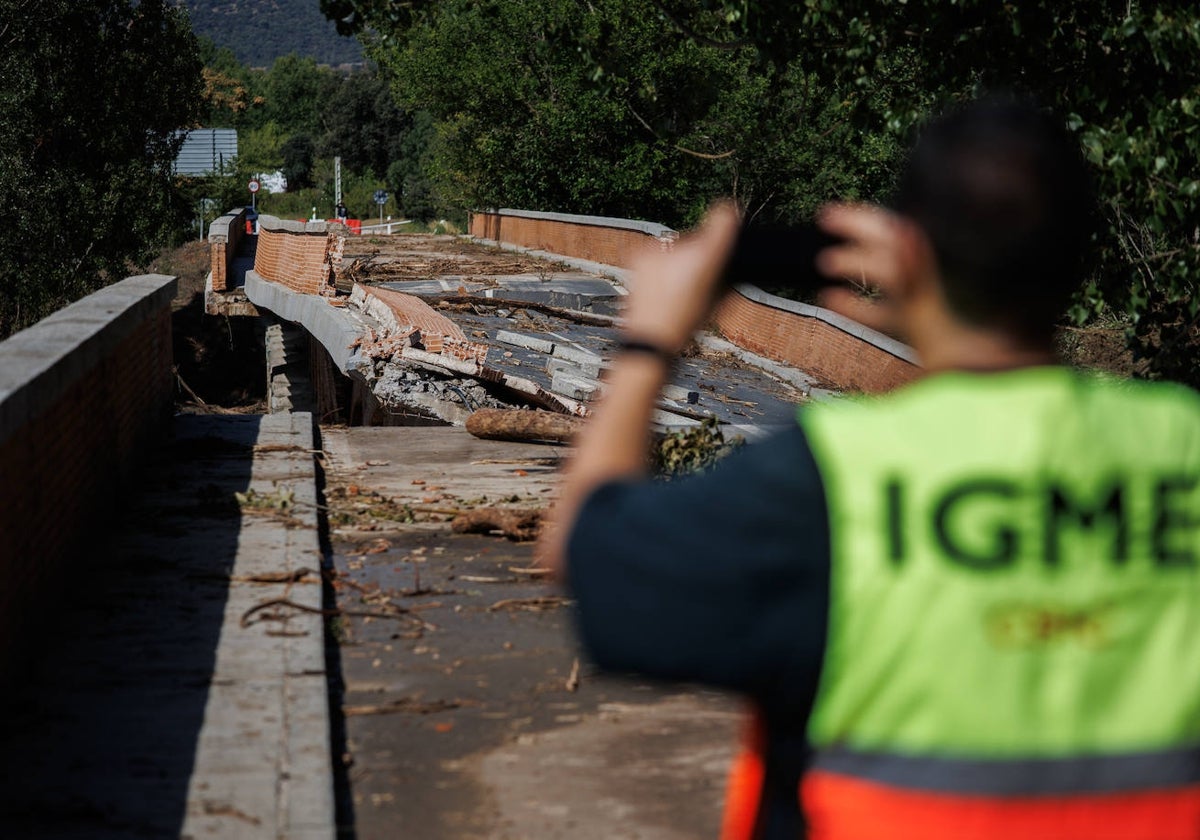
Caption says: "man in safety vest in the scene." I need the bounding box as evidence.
[541,98,1200,839]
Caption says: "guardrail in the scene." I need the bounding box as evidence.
[359,220,412,235]
[469,208,676,270]
[254,215,346,295]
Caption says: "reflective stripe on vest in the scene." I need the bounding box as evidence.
[801,772,1200,840]
[796,368,1200,837]
[810,742,1200,794]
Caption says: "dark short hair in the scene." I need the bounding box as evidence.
[894,97,1095,337]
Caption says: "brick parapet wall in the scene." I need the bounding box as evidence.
[356,286,468,343]
[208,207,249,292]
[0,275,177,678]
[254,214,347,296]
[713,285,919,393]
[470,208,921,392]
[470,209,675,269]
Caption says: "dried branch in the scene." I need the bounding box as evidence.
[240,597,436,631]
[673,145,736,160]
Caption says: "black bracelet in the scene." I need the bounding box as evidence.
[615,337,676,365]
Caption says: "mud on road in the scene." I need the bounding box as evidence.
[340,234,569,286]
[320,426,740,840]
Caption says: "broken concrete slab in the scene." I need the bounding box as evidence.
[550,370,604,402]
[549,343,602,367]
[547,356,605,380]
[496,330,556,355]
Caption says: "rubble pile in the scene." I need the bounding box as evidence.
[338,282,586,424]
[297,232,810,430]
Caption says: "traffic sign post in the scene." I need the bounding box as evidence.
[374,189,389,225]
[248,178,261,213]
[198,197,217,241]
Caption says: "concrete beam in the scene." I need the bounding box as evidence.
[244,270,365,373]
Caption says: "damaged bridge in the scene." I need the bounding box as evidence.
[0,205,920,839]
[208,208,918,437]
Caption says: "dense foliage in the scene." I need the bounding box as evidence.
[334,0,903,230]
[178,0,362,67]
[680,0,1200,382]
[186,42,443,226]
[0,0,202,337]
[327,0,1200,385]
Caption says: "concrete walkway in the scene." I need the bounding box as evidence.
[0,412,334,839]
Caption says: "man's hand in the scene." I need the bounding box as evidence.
[815,203,934,341]
[622,202,742,353]
[537,202,741,579]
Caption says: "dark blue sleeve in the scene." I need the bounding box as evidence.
[565,423,830,712]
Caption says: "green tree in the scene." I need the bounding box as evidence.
[329,0,1200,385]
[264,54,339,137]
[239,122,288,172]
[338,0,897,230]
[386,109,439,221]
[318,70,409,177]
[652,0,1200,383]
[197,37,266,129]
[280,133,317,190]
[0,0,202,337]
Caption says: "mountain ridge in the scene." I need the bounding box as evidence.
[176,0,364,68]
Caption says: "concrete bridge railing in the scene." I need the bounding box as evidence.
[468,208,920,393]
[0,274,177,676]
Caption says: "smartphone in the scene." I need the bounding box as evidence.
[720,222,844,295]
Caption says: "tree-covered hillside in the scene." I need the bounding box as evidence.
[176,0,361,67]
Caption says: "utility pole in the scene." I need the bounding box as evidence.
[334,156,342,211]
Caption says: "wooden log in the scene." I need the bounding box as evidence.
[450,508,543,541]
[466,408,585,445]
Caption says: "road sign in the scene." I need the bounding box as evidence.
[248,179,261,194]
[373,189,388,205]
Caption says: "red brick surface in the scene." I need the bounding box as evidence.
[254,226,335,295]
[211,239,228,292]
[713,290,918,393]
[470,212,669,269]
[362,287,467,343]
[0,306,173,676]
[209,210,249,293]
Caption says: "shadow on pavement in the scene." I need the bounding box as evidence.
[0,416,259,838]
